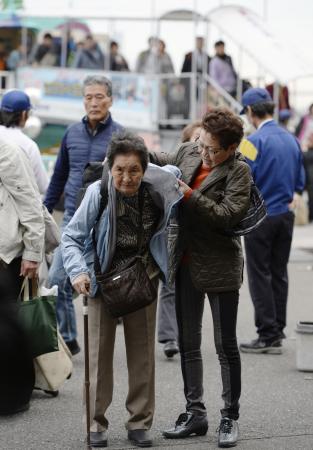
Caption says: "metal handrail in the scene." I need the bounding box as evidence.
[201,73,242,113]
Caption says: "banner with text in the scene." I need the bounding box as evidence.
[17,67,159,131]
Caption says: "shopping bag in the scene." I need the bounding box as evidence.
[18,278,58,358]
[34,331,72,394]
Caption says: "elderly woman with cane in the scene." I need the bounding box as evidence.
[62,130,182,448]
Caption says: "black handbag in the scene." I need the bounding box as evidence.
[224,179,267,237]
[93,187,157,318]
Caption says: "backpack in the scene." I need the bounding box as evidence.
[76,161,110,221]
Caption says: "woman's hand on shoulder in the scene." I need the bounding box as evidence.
[72,273,91,295]
[178,178,192,195]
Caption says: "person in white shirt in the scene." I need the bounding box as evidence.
[0,90,49,195]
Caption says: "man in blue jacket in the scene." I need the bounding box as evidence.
[239,88,305,354]
[44,75,123,354]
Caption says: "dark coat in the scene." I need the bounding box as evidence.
[181,51,210,73]
[44,114,123,216]
[150,142,251,292]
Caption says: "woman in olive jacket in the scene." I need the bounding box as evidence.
[150,108,251,448]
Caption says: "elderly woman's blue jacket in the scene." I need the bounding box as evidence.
[61,163,182,297]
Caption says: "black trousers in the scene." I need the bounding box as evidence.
[0,257,23,303]
[244,211,294,341]
[175,264,241,420]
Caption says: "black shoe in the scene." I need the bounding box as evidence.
[239,337,282,354]
[0,402,30,415]
[90,431,108,448]
[163,412,208,439]
[66,339,81,356]
[127,429,152,448]
[279,331,286,339]
[163,340,179,358]
[217,417,239,448]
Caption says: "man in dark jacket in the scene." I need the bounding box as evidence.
[239,88,305,355]
[150,108,251,448]
[44,75,123,355]
[181,36,210,74]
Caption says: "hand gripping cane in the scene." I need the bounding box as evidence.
[83,295,91,449]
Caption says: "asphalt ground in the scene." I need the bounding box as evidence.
[1,224,313,450]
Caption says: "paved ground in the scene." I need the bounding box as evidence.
[1,224,313,450]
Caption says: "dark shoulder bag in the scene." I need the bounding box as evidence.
[224,178,267,237]
[92,186,157,318]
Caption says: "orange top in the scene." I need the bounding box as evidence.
[184,164,213,200]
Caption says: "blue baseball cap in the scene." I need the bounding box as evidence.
[240,88,272,114]
[0,90,32,113]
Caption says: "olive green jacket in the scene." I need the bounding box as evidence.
[150,142,251,292]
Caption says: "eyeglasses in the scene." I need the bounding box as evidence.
[196,138,224,155]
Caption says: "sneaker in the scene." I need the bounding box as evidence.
[163,340,179,358]
[239,337,282,354]
[217,417,239,448]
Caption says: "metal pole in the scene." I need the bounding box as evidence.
[236,45,243,103]
[83,295,91,450]
[273,81,280,122]
[21,27,28,66]
[263,0,268,22]
[61,21,68,68]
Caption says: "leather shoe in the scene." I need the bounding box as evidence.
[163,412,208,439]
[66,339,81,356]
[163,340,179,358]
[90,431,108,448]
[128,429,152,447]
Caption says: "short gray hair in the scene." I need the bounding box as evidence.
[83,75,112,97]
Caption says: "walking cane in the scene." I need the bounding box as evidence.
[83,295,92,450]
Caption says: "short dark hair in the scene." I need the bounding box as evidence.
[249,101,275,118]
[43,33,53,40]
[0,110,23,127]
[215,40,225,47]
[201,108,244,149]
[181,120,202,143]
[107,130,149,172]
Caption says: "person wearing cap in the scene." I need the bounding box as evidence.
[239,87,305,354]
[0,90,49,195]
[0,137,45,302]
[0,138,45,415]
[44,75,123,356]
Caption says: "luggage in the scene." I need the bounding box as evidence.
[34,331,73,396]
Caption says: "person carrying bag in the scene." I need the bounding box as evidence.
[62,130,182,448]
[93,185,156,318]
[18,277,58,358]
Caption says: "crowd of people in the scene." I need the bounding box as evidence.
[0,76,308,449]
[1,33,246,97]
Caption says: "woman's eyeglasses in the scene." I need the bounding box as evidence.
[196,137,224,155]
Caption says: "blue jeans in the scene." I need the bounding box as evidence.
[48,211,77,343]
[157,280,178,343]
